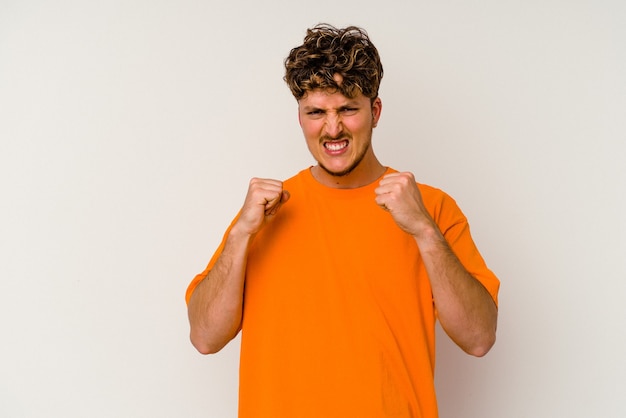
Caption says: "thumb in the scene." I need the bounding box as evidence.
[265,190,291,217]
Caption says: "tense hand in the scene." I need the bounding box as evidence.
[374,172,435,237]
[234,177,290,236]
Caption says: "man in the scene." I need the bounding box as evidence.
[186,24,499,418]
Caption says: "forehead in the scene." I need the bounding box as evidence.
[298,89,369,109]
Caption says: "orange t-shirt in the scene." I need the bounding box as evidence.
[186,167,499,418]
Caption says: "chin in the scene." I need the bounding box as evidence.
[320,162,357,177]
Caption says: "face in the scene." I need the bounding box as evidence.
[298,89,382,187]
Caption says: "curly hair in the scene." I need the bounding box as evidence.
[284,24,384,101]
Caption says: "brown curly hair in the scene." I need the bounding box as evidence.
[284,24,384,101]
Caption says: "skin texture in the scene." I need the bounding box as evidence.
[297,87,385,188]
[188,88,497,356]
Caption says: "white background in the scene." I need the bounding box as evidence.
[1,1,624,417]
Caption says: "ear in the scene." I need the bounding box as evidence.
[372,97,382,128]
[297,104,303,127]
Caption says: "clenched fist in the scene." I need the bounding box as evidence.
[374,172,436,237]
[235,177,290,236]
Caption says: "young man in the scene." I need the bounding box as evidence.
[186,24,499,418]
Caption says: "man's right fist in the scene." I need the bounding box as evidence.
[236,178,290,236]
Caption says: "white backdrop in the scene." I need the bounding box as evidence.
[1,1,625,417]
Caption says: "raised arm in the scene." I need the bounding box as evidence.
[187,178,290,354]
[375,172,497,357]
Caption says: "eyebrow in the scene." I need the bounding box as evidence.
[301,101,361,112]
[301,105,322,112]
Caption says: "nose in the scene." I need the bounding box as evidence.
[324,113,343,138]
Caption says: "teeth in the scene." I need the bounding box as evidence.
[325,141,347,151]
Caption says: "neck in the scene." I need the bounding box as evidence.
[311,158,386,189]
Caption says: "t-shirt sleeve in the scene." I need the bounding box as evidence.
[184,213,241,305]
[427,187,500,306]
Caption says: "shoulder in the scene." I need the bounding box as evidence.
[421,183,458,211]
[283,168,310,187]
[410,178,466,225]
[386,168,451,205]
[417,182,447,200]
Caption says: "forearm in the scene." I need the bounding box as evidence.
[374,172,497,355]
[188,226,252,354]
[416,226,498,357]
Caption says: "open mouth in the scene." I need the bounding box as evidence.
[324,140,349,152]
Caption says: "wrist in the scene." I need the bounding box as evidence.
[412,221,445,251]
[229,222,256,244]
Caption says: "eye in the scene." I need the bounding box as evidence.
[340,107,358,116]
[306,109,325,119]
